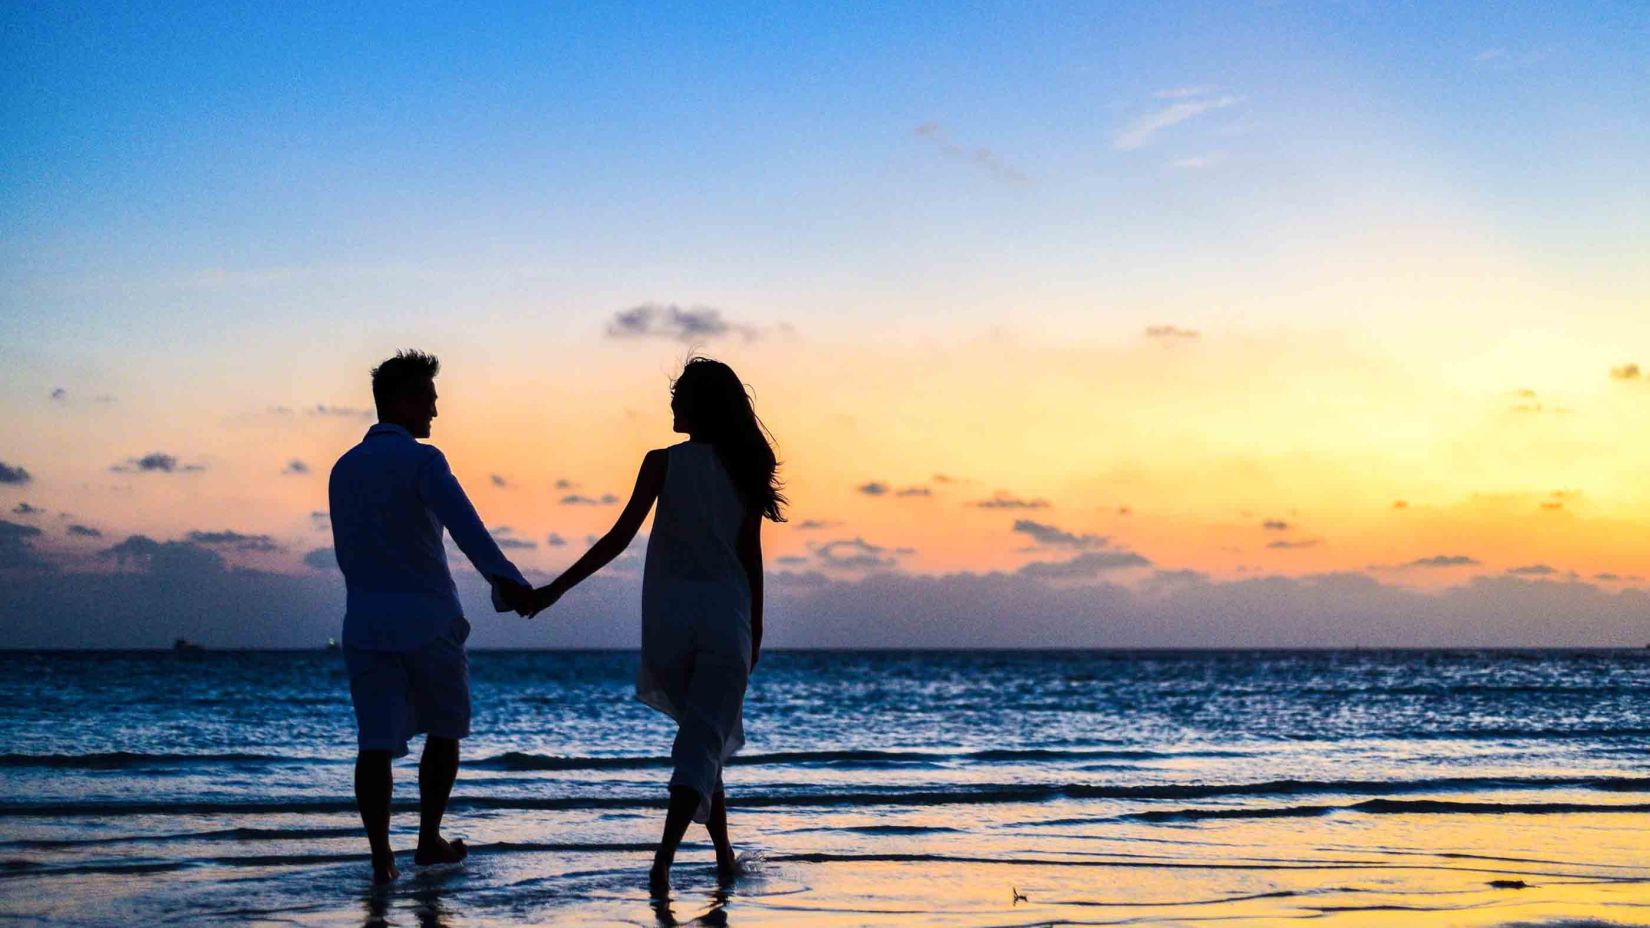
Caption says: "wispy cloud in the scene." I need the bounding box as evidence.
[0,462,32,485]
[186,530,281,552]
[973,492,1051,510]
[1610,363,1641,381]
[561,493,619,506]
[1012,519,1107,550]
[1145,324,1200,341]
[112,453,204,474]
[1114,92,1242,151]
[814,537,902,570]
[1017,550,1152,579]
[606,304,757,342]
[913,123,1028,183]
[282,460,310,476]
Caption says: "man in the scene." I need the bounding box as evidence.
[328,349,533,884]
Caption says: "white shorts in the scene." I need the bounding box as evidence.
[343,617,471,757]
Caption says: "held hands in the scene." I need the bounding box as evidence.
[525,583,562,620]
[492,578,536,617]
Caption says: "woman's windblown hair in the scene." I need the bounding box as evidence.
[671,357,787,522]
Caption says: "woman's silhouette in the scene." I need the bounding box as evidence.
[531,357,784,891]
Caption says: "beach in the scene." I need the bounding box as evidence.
[3,649,1649,926]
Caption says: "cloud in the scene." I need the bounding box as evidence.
[546,533,567,547]
[491,526,536,550]
[282,460,310,476]
[973,493,1051,510]
[913,122,1028,183]
[185,530,282,552]
[856,481,889,496]
[0,519,49,571]
[1017,550,1153,579]
[66,524,102,538]
[1403,555,1481,568]
[102,535,226,574]
[50,387,67,401]
[814,537,900,570]
[1392,500,1409,509]
[795,519,840,530]
[308,405,374,419]
[12,502,43,516]
[932,474,964,484]
[1168,154,1223,170]
[1012,519,1108,550]
[0,462,33,485]
[1114,93,1241,151]
[4,547,1650,649]
[776,555,810,566]
[1508,564,1558,577]
[491,474,509,488]
[1145,324,1201,341]
[1610,363,1641,381]
[1262,520,1291,531]
[112,452,204,474]
[561,493,619,506]
[309,511,330,526]
[1154,85,1215,99]
[1267,539,1319,550]
[553,478,577,490]
[606,304,755,342]
[895,486,933,497]
[302,547,336,570]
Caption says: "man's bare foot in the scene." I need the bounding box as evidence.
[371,855,401,885]
[413,836,467,866]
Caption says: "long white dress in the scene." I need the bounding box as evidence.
[638,441,752,822]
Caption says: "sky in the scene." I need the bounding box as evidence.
[3,2,1648,648]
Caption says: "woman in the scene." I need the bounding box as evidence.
[530,357,785,890]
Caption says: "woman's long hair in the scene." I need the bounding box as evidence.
[671,357,786,522]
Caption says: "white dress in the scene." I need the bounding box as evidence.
[638,441,752,821]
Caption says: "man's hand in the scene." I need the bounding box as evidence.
[492,578,535,617]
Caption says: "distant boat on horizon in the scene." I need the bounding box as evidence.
[172,638,205,653]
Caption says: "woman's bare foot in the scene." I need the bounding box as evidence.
[648,858,672,895]
[715,848,738,884]
[413,836,467,866]
[371,854,401,885]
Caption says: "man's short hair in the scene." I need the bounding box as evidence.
[371,350,440,413]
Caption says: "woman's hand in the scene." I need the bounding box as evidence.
[526,584,562,620]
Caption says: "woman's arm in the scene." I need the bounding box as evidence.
[736,510,763,668]
[529,449,667,617]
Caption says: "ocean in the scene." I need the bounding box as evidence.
[3,649,1649,926]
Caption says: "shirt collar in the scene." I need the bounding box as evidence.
[366,422,414,440]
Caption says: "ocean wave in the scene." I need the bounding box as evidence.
[0,751,326,769]
[471,746,1247,771]
[1125,798,1650,823]
[5,773,1647,818]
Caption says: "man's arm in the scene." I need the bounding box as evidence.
[736,510,763,669]
[417,449,532,611]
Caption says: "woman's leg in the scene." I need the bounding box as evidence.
[705,788,736,880]
[651,785,701,892]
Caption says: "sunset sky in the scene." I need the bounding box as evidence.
[3,2,1648,648]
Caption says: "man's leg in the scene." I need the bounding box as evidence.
[355,749,398,884]
[414,735,467,864]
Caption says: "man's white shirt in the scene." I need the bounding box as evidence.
[328,423,528,651]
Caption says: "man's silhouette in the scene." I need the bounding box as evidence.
[328,349,531,884]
